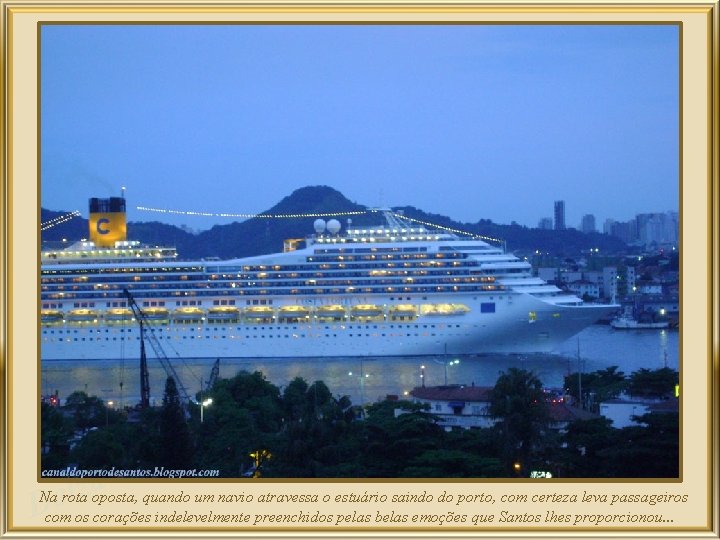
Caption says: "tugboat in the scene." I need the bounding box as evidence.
[610,307,669,329]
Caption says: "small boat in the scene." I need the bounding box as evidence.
[105,308,133,322]
[244,306,275,319]
[172,307,205,320]
[316,304,346,313]
[66,308,99,322]
[610,315,669,329]
[449,303,471,314]
[207,306,241,321]
[422,303,471,316]
[315,305,346,321]
[389,304,417,314]
[350,304,384,317]
[41,309,64,323]
[389,304,417,319]
[141,307,170,320]
[277,306,311,319]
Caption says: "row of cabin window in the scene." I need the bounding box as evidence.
[42,284,494,301]
[42,323,465,335]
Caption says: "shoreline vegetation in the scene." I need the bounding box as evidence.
[41,366,679,479]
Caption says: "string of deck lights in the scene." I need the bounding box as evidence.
[41,211,81,231]
[135,205,504,244]
[387,211,504,244]
[136,206,367,219]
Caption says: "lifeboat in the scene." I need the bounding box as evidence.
[105,308,134,322]
[142,307,170,320]
[207,306,241,321]
[244,306,275,319]
[421,303,471,316]
[316,305,346,320]
[67,308,100,322]
[389,304,417,314]
[450,303,471,314]
[350,304,384,317]
[41,309,64,324]
[277,305,311,319]
[389,304,417,320]
[173,307,205,320]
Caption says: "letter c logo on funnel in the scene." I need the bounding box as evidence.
[96,218,110,234]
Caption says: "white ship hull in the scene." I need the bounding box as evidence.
[41,203,617,362]
[41,293,615,361]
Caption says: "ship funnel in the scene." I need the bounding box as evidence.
[88,196,127,247]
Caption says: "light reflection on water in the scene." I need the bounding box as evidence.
[41,325,679,408]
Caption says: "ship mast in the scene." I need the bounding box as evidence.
[376,208,415,230]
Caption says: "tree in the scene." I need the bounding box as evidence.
[216,370,283,433]
[71,429,126,468]
[360,401,445,477]
[564,366,627,411]
[627,368,678,399]
[282,377,310,422]
[559,417,620,477]
[402,449,504,478]
[269,379,359,477]
[488,368,551,474]
[194,402,258,476]
[41,402,73,469]
[159,377,193,468]
[597,413,679,477]
[195,372,285,477]
[124,407,162,469]
[64,391,106,430]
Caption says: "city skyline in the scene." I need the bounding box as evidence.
[41,24,679,231]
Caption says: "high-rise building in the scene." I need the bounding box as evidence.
[626,266,637,295]
[538,217,553,230]
[603,266,618,303]
[604,211,678,246]
[609,220,638,244]
[603,218,616,235]
[581,214,596,234]
[554,200,566,230]
[636,212,679,246]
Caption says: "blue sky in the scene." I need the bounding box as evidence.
[41,24,678,231]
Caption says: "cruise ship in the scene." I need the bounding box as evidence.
[40,196,617,361]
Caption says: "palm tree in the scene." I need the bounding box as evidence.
[488,368,551,475]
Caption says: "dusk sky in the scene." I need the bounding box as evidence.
[41,24,678,232]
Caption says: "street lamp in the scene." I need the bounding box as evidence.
[432,342,460,385]
[105,400,114,427]
[445,359,460,385]
[349,358,371,415]
[200,397,213,423]
[430,358,460,385]
[348,370,369,408]
[420,365,426,387]
[248,449,272,478]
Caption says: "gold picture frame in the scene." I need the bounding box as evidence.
[1,1,717,536]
